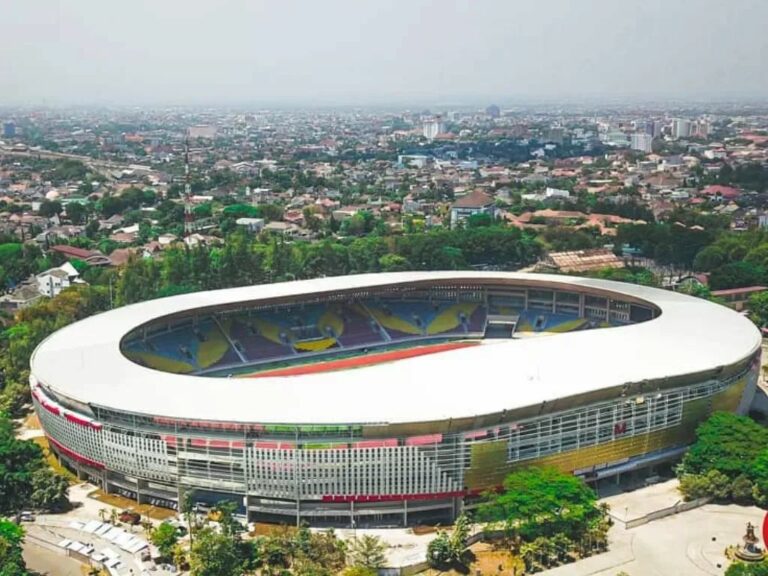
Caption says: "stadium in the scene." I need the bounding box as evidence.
[30,272,762,527]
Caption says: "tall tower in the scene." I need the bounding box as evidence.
[184,134,194,236]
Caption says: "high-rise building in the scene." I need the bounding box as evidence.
[3,121,16,138]
[672,119,692,139]
[631,133,653,154]
[188,125,217,139]
[422,116,445,140]
[692,120,710,139]
[542,127,564,145]
[485,104,500,119]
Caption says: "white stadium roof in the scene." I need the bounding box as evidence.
[30,272,762,425]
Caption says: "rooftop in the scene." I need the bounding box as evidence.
[30,272,761,426]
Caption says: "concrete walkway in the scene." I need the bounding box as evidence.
[542,504,764,576]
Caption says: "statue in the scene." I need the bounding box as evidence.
[735,521,766,562]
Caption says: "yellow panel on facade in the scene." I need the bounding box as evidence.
[711,377,747,413]
[463,378,751,487]
[465,440,511,490]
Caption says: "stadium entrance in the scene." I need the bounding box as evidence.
[484,312,519,338]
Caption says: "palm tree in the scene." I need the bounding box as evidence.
[348,534,387,569]
[519,542,537,573]
[109,508,118,525]
[98,508,107,522]
[551,533,572,563]
[180,489,195,549]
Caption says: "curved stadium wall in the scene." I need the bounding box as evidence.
[30,272,762,526]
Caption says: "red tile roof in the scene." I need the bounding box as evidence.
[50,245,97,259]
[452,190,494,209]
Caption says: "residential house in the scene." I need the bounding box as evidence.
[450,190,497,228]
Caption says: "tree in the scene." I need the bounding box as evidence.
[211,500,243,539]
[0,520,26,576]
[477,467,600,541]
[426,532,452,568]
[340,567,377,576]
[731,475,755,503]
[726,561,768,576]
[29,466,70,511]
[65,202,87,225]
[693,245,727,272]
[378,253,410,272]
[38,199,63,218]
[748,291,768,328]
[709,261,766,291]
[150,522,179,560]
[348,535,386,570]
[189,527,243,576]
[0,414,45,514]
[678,469,731,501]
[467,213,493,228]
[681,412,768,479]
[448,513,471,565]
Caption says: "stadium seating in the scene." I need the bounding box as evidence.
[516,311,589,333]
[365,300,471,339]
[425,303,483,335]
[121,297,624,375]
[123,319,233,373]
[336,305,385,347]
[227,318,294,362]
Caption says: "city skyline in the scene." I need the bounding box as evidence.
[2,0,768,107]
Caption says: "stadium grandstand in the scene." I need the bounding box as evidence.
[30,272,761,527]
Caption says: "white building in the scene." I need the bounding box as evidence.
[545,187,570,198]
[672,119,692,139]
[422,116,445,141]
[631,133,653,154]
[36,262,80,298]
[235,218,265,233]
[187,125,218,139]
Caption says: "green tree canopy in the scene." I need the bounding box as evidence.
[477,467,600,540]
[189,527,243,576]
[0,520,26,576]
[150,522,179,559]
[348,535,387,570]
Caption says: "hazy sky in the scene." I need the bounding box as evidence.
[2,0,767,106]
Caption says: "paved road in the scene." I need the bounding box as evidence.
[543,504,763,576]
[23,538,84,576]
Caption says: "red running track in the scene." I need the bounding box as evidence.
[246,341,478,378]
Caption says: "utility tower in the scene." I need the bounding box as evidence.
[183,134,194,236]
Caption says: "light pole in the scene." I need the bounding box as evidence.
[108,274,116,309]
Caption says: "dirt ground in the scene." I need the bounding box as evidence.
[249,522,299,537]
[25,411,41,430]
[88,489,178,521]
[422,542,524,576]
[31,436,79,484]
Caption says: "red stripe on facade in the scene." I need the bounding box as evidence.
[353,439,399,449]
[46,435,104,470]
[254,441,295,450]
[321,490,466,503]
[64,412,102,430]
[405,433,443,446]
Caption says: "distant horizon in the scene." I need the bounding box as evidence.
[2,93,768,113]
[3,0,767,109]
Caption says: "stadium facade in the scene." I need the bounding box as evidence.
[30,272,761,526]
